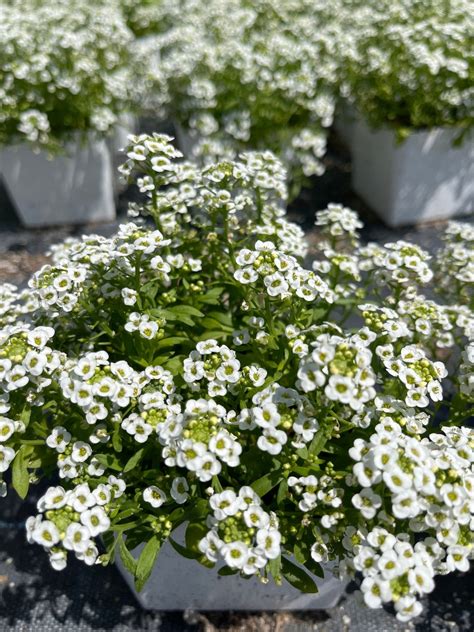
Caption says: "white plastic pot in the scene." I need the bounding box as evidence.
[115,526,347,611]
[351,119,474,227]
[0,137,115,227]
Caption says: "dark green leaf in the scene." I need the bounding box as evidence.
[94,453,123,471]
[167,305,205,318]
[267,555,282,584]
[135,535,161,592]
[124,448,145,473]
[251,469,282,497]
[169,537,200,560]
[276,479,288,505]
[12,446,29,499]
[185,522,208,553]
[118,535,137,575]
[281,557,318,593]
[218,566,238,576]
[157,336,188,349]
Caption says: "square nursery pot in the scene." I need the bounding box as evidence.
[351,119,474,227]
[0,136,115,227]
[116,526,348,611]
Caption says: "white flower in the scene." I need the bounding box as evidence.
[32,520,60,548]
[80,506,110,537]
[63,523,92,553]
[221,541,249,569]
[256,528,281,560]
[143,486,167,508]
[0,446,15,473]
[170,477,189,504]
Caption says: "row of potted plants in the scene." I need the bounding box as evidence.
[0,135,472,617]
[1,0,472,226]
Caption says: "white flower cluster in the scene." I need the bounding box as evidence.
[436,221,474,306]
[199,487,281,574]
[314,203,363,243]
[289,475,343,515]
[459,342,474,402]
[338,0,474,132]
[347,423,474,620]
[26,478,125,571]
[297,331,376,412]
[160,398,242,483]
[183,340,242,397]
[144,0,339,181]
[0,0,136,150]
[378,343,447,408]
[243,384,318,454]
[234,241,334,303]
[359,241,433,290]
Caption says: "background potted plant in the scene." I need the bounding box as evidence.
[336,0,474,226]
[0,0,138,227]
[141,0,339,197]
[0,135,472,618]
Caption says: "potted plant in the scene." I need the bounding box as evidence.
[141,0,339,196]
[337,0,474,226]
[0,0,137,227]
[0,135,472,619]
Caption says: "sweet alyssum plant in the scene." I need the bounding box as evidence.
[337,0,474,139]
[143,0,338,190]
[0,0,137,152]
[0,135,472,621]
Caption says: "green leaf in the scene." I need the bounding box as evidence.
[205,311,233,326]
[185,522,208,553]
[157,336,188,349]
[281,557,318,593]
[293,541,308,564]
[135,535,161,592]
[112,427,123,453]
[168,305,205,318]
[218,566,238,576]
[19,406,32,428]
[251,469,282,497]
[118,535,137,575]
[267,555,282,584]
[305,557,324,579]
[124,448,145,473]
[169,537,200,560]
[94,453,123,471]
[276,479,288,505]
[196,286,225,305]
[164,355,184,375]
[308,428,330,458]
[12,446,29,499]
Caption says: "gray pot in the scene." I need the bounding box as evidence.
[0,136,115,227]
[115,525,348,611]
[351,119,474,226]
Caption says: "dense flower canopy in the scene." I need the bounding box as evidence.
[0,136,472,621]
[338,0,474,135]
[141,0,338,185]
[0,0,137,151]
